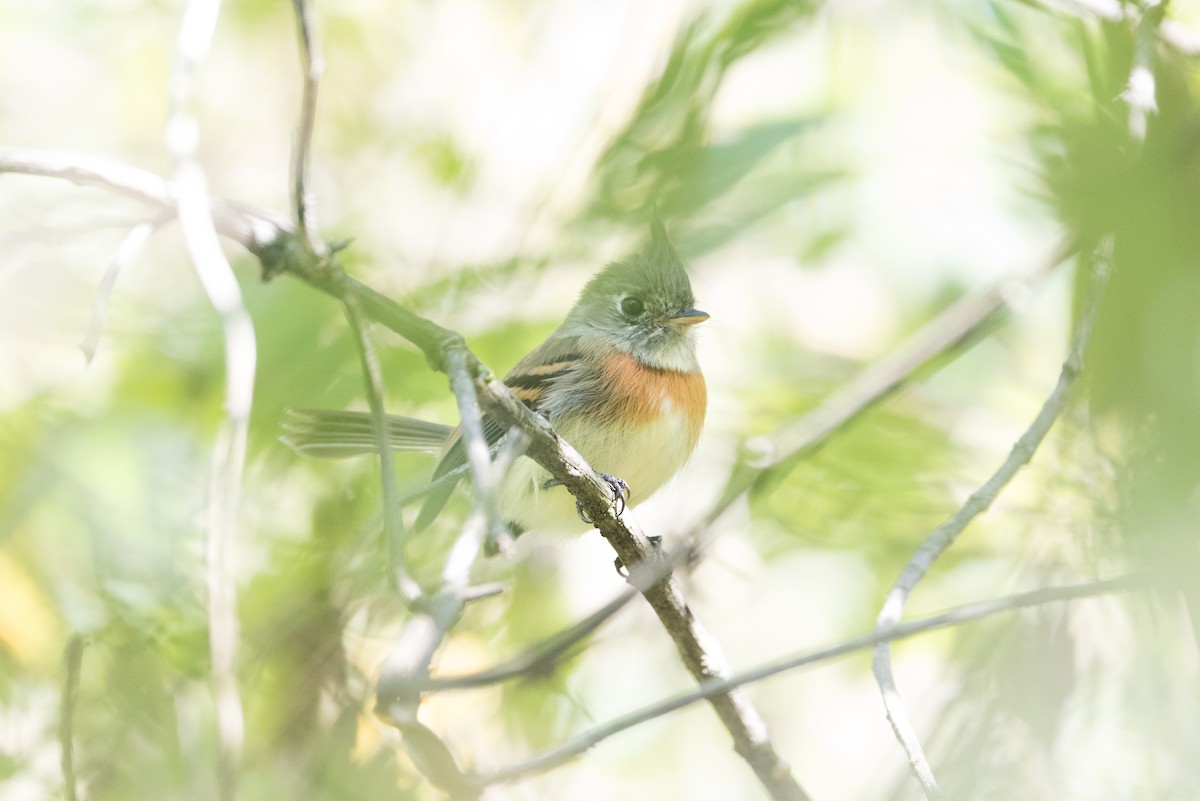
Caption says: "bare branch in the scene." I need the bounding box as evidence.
[0,147,292,256]
[477,574,1146,787]
[677,239,1073,561]
[416,587,639,692]
[344,291,422,602]
[0,147,172,207]
[167,2,250,798]
[871,245,1112,799]
[374,429,527,797]
[289,0,327,256]
[747,238,1072,473]
[407,496,731,696]
[375,523,516,796]
[59,634,87,801]
[80,219,161,363]
[373,514,493,798]
[444,350,512,553]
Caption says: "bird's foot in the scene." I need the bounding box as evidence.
[577,473,630,524]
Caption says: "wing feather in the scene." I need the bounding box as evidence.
[413,335,584,530]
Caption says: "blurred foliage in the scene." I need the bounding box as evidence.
[978,0,1200,588]
[2,0,1200,800]
[588,0,835,243]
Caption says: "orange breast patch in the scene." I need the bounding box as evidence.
[599,350,706,442]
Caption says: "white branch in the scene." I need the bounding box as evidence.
[871,246,1112,800]
[289,0,327,257]
[479,574,1144,787]
[80,220,159,363]
[168,2,251,799]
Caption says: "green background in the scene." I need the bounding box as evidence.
[1,1,1199,799]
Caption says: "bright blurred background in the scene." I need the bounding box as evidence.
[2,0,1199,799]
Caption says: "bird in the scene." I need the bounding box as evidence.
[283,218,708,540]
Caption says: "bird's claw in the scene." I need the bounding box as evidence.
[577,473,630,525]
[613,534,663,576]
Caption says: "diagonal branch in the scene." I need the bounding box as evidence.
[675,238,1074,560]
[289,0,327,257]
[375,430,530,801]
[747,239,1072,475]
[79,219,162,363]
[413,587,640,692]
[0,148,174,207]
[871,244,1112,800]
[344,290,422,601]
[0,147,290,256]
[476,573,1147,787]
[444,350,512,553]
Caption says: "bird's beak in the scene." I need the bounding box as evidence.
[666,308,710,327]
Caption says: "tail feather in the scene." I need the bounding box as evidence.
[281,408,452,458]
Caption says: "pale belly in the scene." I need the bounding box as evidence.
[498,410,697,535]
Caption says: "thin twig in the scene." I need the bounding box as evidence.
[60,634,87,801]
[0,147,292,257]
[167,3,250,799]
[443,349,511,553]
[377,513,489,800]
[871,245,1112,800]
[409,511,723,695]
[402,483,761,698]
[344,291,422,602]
[378,615,481,799]
[289,0,327,256]
[444,430,528,590]
[0,148,174,207]
[678,239,1073,558]
[80,219,160,363]
[374,434,530,800]
[748,238,1072,474]
[190,92,250,801]
[476,573,1146,787]
[413,587,639,692]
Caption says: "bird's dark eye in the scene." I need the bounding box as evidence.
[620,296,645,317]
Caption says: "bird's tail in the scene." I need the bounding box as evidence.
[281,408,452,458]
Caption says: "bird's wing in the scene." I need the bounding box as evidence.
[282,408,453,458]
[414,334,586,531]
